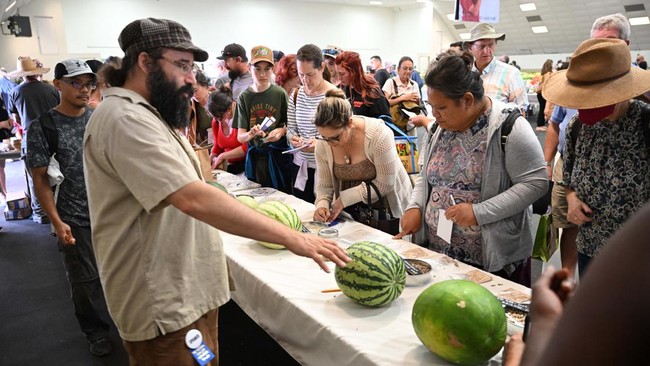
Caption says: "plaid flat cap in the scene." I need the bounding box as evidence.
[118,18,208,62]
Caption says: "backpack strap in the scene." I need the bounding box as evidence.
[567,115,583,153]
[500,108,522,152]
[391,78,399,97]
[641,102,650,152]
[39,110,58,157]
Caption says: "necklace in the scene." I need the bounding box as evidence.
[342,122,354,164]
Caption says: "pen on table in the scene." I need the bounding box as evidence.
[449,194,457,206]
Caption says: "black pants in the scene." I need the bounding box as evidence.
[536,92,547,127]
[289,163,316,204]
[59,226,113,341]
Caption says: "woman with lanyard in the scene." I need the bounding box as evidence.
[286,44,336,203]
[334,51,390,120]
[394,51,547,287]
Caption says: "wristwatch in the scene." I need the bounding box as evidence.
[544,161,552,167]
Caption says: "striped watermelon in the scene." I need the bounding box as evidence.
[256,200,301,249]
[335,241,406,307]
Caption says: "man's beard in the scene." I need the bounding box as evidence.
[147,65,194,130]
[228,69,242,80]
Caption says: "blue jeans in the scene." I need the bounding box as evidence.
[578,252,593,279]
[59,226,112,341]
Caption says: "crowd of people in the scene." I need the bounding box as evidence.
[0,9,648,365]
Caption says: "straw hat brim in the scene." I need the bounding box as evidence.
[543,67,650,109]
[7,67,51,78]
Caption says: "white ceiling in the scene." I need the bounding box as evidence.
[290,0,650,55]
[2,0,649,55]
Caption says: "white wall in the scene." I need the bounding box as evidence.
[0,0,100,79]
[0,0,454,79]
[2,0,646,78]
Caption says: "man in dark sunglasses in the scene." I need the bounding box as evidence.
[25,59,114,357]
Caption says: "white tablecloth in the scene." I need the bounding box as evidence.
[218,173,529,366]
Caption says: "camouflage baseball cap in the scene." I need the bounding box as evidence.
[118,18,208,62]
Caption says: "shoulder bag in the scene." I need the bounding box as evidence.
[357,181,400,235]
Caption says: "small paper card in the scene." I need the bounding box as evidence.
[437,209,453,244]
[259,116,275,131]
[401,108,417,118]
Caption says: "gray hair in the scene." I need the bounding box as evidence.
[590,13,631,41]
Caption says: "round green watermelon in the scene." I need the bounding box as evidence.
[335,241,406,307]
[236,195,259,209]
[412,280,507,365]
[208,181,228,193]
[256,201,301,250]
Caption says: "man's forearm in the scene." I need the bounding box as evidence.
[166,181,300,246]
[31,169,64,226]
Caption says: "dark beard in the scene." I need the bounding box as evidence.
[147,65,194,130]
[228,69,241,81]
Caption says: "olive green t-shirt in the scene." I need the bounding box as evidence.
[233,84,288,148]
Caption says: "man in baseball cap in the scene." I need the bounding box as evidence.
[83,17,349,365]
[217,43,252,99]
[465,23,528,113]
[27,59,114,356]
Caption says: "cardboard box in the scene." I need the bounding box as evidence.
[4,206,32,220]
[5,191,30,210]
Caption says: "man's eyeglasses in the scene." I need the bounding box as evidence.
[161,56,195,75]
[471,42,497,52]
[315,132,343,143]
[60,78,97,90]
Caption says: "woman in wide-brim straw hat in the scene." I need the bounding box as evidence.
[7,56,50,78]
[543,38,650,276]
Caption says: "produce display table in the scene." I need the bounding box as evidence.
[218,174,529,366]
[212,169,260,193]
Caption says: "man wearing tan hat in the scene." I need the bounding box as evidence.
[7,56,59,224]
[83,18,349,364]
[465,23,528,113]
[543,38,650,276]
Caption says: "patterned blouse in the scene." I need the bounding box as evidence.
[563,100,650,257]
[425,112,489,266]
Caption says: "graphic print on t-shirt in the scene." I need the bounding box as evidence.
[249,103,278,130]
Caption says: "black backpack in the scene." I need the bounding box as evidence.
[38,110,58,158]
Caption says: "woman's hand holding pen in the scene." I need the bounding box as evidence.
[446,196,477,227]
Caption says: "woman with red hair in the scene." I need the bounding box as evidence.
[275,54,301,95]
[334,51,390,119]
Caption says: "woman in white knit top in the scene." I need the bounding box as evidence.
[313,89,412,226]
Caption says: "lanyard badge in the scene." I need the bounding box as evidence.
[186,329,215,365]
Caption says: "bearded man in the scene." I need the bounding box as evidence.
[83,18,349,365]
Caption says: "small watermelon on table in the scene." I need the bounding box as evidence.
[236,195,259,209]
[412,280,507,366]
[255,200,301,250]
[208,181,228,193]
[335,241,406,307]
